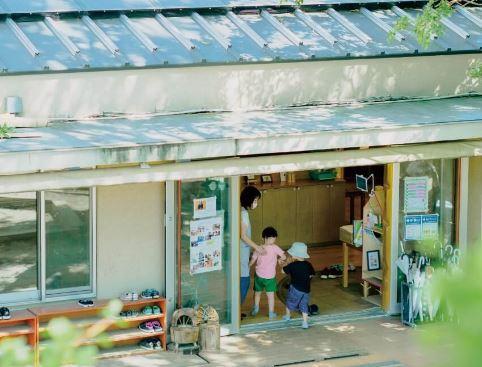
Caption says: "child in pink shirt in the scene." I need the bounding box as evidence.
[249,226,286,319]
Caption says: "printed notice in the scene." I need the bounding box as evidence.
[404,177,429,213]
[190,216,223,275]
[421,214,439,240]
[193,196,217,219]
[404,215,422,241]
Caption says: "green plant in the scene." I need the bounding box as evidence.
[0,299,123,367]
[0,123,15,139]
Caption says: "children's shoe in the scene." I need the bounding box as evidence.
[151,321,163,332]
[320,268,330,279]
[328,267,343,279]
[140,289,153,299]
[282,315,291,322]
[0,307,11,320]
[153,338,162,350]
[301,321,309,329]
[78,299,94,307]
[152,306,161,315]
[139,339,155,350]
[250,306,259,316]
[268,312,277,320]
[139,322,155,333]
[142,306,153,315]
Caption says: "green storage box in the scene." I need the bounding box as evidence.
[309,169,337,181]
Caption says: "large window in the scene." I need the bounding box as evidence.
[0,188,95,304]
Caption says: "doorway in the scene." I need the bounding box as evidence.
[240,166,386,326]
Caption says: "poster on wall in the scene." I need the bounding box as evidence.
[421,214,439,240]
[189,216,223,275]
[193,196,217,219]
[404,215,422,241]
[404,177,429,213]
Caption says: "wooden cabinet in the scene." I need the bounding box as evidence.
[250,181,346,249]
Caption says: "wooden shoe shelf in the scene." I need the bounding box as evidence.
[29,297,166,359]
[0,309,37,347]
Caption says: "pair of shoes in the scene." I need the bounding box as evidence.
[268,312,277,320]
[142,306,161,315]
[0,307,11,320]
[139,337,162,350]
[141,289,160,299]
[301,321,309,329]
[120,292,139,301]
[320,265,343,279]
[119,310,139,318]
[78,299,94,307]
[282,315,291,322]
[139,321,163,333]
[250,306,259,316]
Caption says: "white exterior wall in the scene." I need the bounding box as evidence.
[96,182,165,299]
[0,54,480,122]
[468,157,482,248]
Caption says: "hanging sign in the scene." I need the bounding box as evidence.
[189,216,223,275]
[193,196,217,219]
[404,177,429,213]
[404,215,422,241]
[421,214,439,240]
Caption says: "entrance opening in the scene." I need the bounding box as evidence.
[240,165,386,326]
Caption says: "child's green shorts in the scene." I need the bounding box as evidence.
[254,275,277,292]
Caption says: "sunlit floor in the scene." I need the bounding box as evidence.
[240,243,377,325]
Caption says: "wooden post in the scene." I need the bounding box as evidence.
[199,323,220,351]
[343,242,349,288]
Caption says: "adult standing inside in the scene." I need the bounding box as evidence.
[240,186,263,318]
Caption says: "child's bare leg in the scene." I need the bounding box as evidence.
[254,292,261,308]
[301,312,309,329]
[285,307,291,317]
[267,292,275,313]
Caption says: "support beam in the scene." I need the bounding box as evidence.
[361,7,405,42]
[261,10,303,46]
[192,12,231,50]
[327,8,371,44]
[82,15,119,55]
[6,18,40,57]
[226,11,268,49]
[156,13,196,51]
[294,9,337,45]
[44,16,80,56]
[120,14,158,52]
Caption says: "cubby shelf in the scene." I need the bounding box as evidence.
[29,297,166,360]
[0,309,37,347]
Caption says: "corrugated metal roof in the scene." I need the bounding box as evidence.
[0,3,480,74]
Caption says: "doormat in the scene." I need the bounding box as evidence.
[241,307,386,334]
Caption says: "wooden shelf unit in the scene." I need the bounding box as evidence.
[29,298,166,359]
[0,309,37,347]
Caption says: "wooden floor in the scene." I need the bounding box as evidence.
[241,245,374,325]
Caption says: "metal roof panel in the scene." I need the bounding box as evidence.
[76,0,158,12]
[0,22,41,72]
[0,0,81,14]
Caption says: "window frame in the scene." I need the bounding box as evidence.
[0,187,96,305]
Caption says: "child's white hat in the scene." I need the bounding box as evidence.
[288,242,310,259]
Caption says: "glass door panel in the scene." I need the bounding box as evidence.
[178,178,232,326]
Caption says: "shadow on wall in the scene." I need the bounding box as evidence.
[0,54,480,119]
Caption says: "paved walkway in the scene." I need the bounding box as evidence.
[98,316,445,367]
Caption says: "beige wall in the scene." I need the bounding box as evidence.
[468,157,482,248]
[96,182,165,299]
[1,54,480,123]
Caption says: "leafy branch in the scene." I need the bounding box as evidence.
[0,123,15,139]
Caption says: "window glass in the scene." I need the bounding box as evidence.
[179,178,232,325]
[0,192,39,299]
[45,188,91,294]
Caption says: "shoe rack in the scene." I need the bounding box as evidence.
[0,309,37,348]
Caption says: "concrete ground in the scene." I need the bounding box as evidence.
[98,315,446,367]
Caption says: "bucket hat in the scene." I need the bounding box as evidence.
[288,242,310,259]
